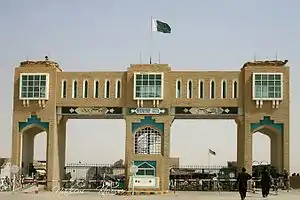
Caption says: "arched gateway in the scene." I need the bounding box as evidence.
[11,59,290,192]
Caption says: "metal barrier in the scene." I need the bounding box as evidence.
[169,165,238,191]
[62,163,125,190]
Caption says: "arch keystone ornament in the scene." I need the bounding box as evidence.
[18,114,49,132]
[250,116,283,134]
[132,116,164,133]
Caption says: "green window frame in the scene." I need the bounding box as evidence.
[252,73,283,100]
[19,73,49,100]
[133,73,164,100]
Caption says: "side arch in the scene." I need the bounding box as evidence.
[20,124,48,177]
[250,117,283,172]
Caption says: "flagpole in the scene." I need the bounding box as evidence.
[150,16,153,64]
[158,52,161,64]
[208,150,211,173]
[208,150,211,166]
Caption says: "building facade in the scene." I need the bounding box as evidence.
[11,58,290,191]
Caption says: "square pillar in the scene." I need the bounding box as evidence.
[237,118,252,174]
[124,115,173,192]
[57,118,67,184]
[46,121,60,190]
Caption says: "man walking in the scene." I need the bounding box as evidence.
[237,167,252,200]
[261,167,271,197]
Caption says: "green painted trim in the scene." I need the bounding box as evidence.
[132,116,164,133]
[19,115,49,132]
[250,116,283,134]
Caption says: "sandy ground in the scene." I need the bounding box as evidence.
[0,191,299,200]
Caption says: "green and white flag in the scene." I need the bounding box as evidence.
[152,19,171,33]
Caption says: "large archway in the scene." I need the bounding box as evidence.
[252,132,270,164]
[20,125,48,177]
[251,126,283,172]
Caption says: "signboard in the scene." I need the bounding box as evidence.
[61,107,122,115]
[175,107,239,115]
[129,108,168,115]
[128,177,159,188]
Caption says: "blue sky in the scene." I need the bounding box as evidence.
[0,0,299,172]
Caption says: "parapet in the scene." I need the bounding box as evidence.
[20,60,62,72]
[242,60,288,68]
[128,64,171,72]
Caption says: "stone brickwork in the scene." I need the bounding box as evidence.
[10,58,290,192]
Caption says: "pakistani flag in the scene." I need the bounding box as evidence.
[152,19,171,33]
[209,149,216,156]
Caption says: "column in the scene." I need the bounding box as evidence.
[58,118,67,183]
[270,134,283,172]
[11,120,21,169]
[161,116,173,192]
[46,120,60,190]
[124,115,173,192]
[237,119,252,174]
[282,122,289,173]
[124,116,132,190]
[236,119,244,171]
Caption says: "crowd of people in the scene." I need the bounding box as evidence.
[237,167,290,200]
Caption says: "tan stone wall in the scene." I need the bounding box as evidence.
[10,60,290,191]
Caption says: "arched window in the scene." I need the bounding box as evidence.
[83,80,88,98]
[187,80,193,98]
[104,80,110,98]
[61,80,67,98]
[176,79,182,98]
[94,80,99,98]
[233,80,238,98]
[199,80,204,99]
[134,126,162,155]
[210,80,215,99]
[221,80,227,99]
[115,80,121,98]
[72,80,78,98]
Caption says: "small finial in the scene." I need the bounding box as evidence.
[45,56,49,61]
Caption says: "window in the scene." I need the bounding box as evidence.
[115,80,121,98]
[61,80,67,98]
[232,80,238,99]
[176,79,182,98]
[210,80,215,99]
[72,80,78,98]
[19,73,49,100]
[221,80,227,99]
[104,80,110,98]
[94,80,99,98]
[187,80,193,98]
[136,163,155,176]
[83,80,88,98]
[252,73,283,100]
[134,73,163,100]
[134,126,162,155]
[199,80,204,99]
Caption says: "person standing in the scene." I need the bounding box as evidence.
[237,167,252,200]
[261,167,271,198]
[283,169,290,191]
